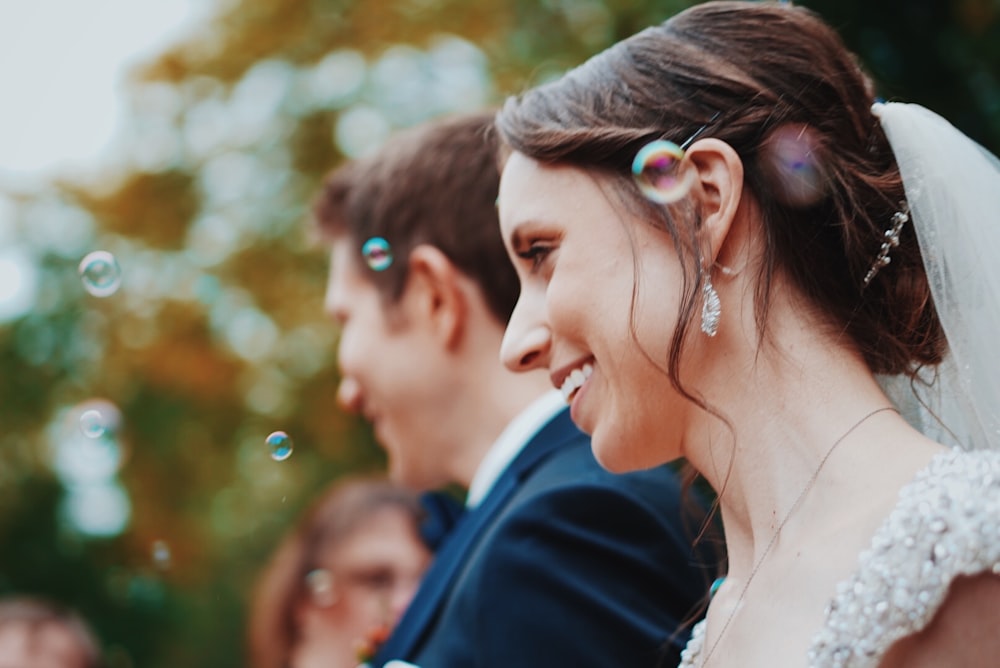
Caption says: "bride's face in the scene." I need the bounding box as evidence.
[497,151,694,471]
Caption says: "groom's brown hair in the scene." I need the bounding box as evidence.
[312,111,519,325]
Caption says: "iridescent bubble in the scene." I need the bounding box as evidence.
[631,140,696,204]
[78,250,122,297]
[56,400,125,483]
[152,540,172,571]
[760,124,828,207]
[267,431,293,461]
[306,568,337,606]
[361,237,393,272]
[79,408,108,438]
[73,399,121,443]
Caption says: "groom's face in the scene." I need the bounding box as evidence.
[324,237,453,490]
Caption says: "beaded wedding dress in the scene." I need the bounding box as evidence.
[679,449,1000,667]
[681,104,1000,667]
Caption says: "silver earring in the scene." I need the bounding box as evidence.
[701,277,721,337]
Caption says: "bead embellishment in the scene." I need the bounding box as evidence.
[809,449,1000,667]
[862,202,910,287]
[680,449,1000,667]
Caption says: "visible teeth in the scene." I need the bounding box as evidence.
[560,363,594,403]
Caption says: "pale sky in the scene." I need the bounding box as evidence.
[0,0,204,181]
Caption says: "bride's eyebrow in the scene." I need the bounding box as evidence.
[507,220,544,249]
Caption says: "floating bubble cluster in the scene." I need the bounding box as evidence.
[78,250,122,297]
[631,140,696,204]
[267,430,293,461]
[361,236,393,271]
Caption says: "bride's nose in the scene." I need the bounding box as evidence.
[501,295,551,372]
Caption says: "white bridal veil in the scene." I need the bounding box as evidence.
[874,102,1000,451]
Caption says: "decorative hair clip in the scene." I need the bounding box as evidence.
[361,236,393,271]
[862,202,910,287]
[632,112,720,204]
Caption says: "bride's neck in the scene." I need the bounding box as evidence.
[683,319,897,572]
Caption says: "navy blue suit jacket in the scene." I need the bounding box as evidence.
[373,408,711,667]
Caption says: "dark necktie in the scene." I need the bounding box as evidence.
[417,491,465,552]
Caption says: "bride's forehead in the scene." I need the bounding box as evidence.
[501,159,609,221]
[501,152,595,188]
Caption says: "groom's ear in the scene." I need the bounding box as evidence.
[403,244,469,351]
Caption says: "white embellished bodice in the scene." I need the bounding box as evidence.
[680,449,1000,667]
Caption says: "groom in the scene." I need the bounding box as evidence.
[313,111,713,667]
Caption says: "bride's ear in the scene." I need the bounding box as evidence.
[684,138,744,264]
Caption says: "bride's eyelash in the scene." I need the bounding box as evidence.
[517,242,552,271]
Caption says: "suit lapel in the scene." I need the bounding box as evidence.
[373,408,581,664]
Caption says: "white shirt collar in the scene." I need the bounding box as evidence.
[465,390,566,509]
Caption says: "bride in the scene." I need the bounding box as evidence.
[493,1,1000,666]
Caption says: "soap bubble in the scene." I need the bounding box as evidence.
[71,399,122,444]
[79,408,108,438]
[631,140,695,204]
[152,540,172,570]
[53,399,126,484]
[760,124,828,207]
[267,431,293,461]
[361,237,393,271]
[78,250,122,297]
[306,568,337,606]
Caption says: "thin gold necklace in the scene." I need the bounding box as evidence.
[701,405,899,666]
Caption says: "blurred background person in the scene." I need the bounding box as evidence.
[247,476,435,668]
[0,596,103,668]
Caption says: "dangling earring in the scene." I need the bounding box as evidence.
[701,276,721,337]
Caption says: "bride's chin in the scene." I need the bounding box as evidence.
[592,426,674,473]
[591,431,638,474]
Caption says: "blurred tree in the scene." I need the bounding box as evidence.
[0,1,996,667]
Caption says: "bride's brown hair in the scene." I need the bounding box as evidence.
[496,1,944,387]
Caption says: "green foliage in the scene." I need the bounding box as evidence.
[0,1,996,666]
[72,170,201,250]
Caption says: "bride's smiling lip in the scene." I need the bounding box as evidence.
[550,356,595,399]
